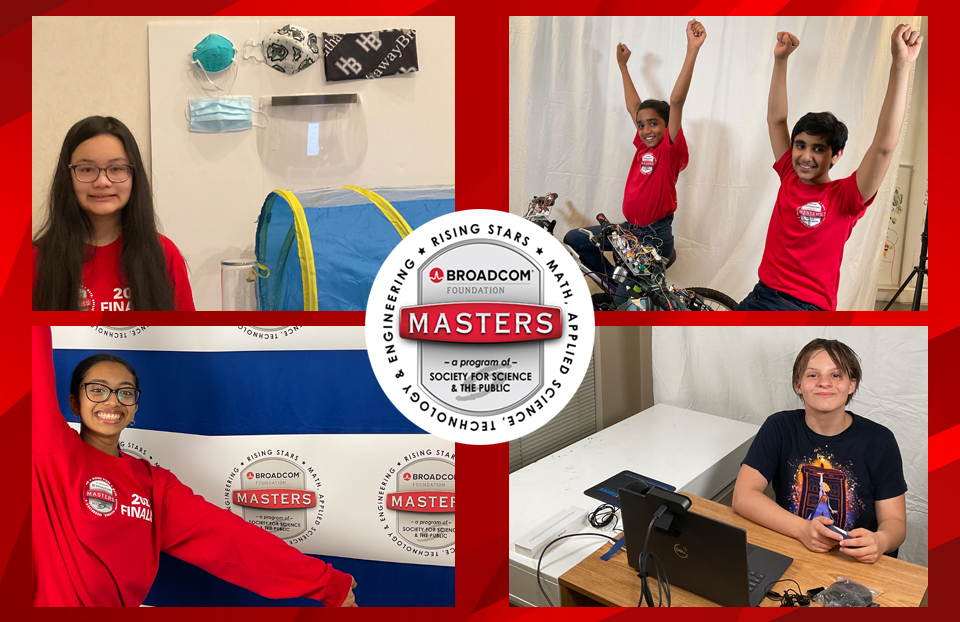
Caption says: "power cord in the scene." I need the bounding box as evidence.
[536,532,619,607]
[588,503,619,531]
[765,578,813,607]
[637,506,671,606]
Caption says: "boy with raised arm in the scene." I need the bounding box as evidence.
[739,24,924,311]
[563,19,705,282]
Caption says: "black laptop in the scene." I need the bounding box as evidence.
[619,481,793,607]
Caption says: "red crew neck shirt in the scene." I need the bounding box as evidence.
[757,151,875,311]
[31,326,352,606]
[622,128,689,226]
[32,234,196,311]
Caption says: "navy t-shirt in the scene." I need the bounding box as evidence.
[741,409,907,557]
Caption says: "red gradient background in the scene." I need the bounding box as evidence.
[9,0,947,618]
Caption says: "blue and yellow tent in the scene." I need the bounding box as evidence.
[255,185,454,310]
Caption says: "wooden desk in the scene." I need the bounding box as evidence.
[559,492,928,607]
[510,404,758,607]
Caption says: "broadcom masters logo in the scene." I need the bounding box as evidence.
[378,449,455,559]
[366,209,594,444]
[224,450,324,545]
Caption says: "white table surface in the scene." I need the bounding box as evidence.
[508,403,760,606]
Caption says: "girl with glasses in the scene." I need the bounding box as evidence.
[33,116,195,311]
[32,326,358,606]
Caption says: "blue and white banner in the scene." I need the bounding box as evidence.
[52,326,454,607]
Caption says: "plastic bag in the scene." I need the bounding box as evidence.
[813,576,884,607]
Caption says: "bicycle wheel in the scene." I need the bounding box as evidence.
[686,287,739,311]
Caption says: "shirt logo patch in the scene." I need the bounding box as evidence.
[83,477,118,517]
[797,201,827,228]
[79,285,96,311]
[640,153,657,176]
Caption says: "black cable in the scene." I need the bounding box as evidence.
[588,504,619,531]
[766,578,806,606]
[536,532,619,607]
[638,506,671,607]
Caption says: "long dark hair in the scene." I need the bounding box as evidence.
[33,116,176,310]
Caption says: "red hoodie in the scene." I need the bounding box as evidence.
[31,326,352,606]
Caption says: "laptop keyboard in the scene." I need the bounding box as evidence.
[746,545,764,593]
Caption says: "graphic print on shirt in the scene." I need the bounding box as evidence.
[640,152,657,175]
[79,285,96,311]
[797,201,827,228]
[787,453,866,530]
[101,286,132,312]
[83,477,118,516]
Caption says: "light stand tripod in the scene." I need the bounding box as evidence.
[883,206,927,311]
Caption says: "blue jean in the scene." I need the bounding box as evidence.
[737,281,824,311]
[562,213,675,280]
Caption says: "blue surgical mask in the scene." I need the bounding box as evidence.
[187,96,265,133]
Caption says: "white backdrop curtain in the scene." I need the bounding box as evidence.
[510,16,923,310]
[651,326,928,566]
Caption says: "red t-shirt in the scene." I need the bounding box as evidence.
[33,234,196,311]
[31,326,353,607]
[622,127,689,226]
[758,151,875,311]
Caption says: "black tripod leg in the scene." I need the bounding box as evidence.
[911,217,929,311]
[883,269,917,311]
[911,268,926,310]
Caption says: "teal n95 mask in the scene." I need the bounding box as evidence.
[186,96,267,133]
[192,33,238,92]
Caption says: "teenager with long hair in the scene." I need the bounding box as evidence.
[33,116,195,311]
[32,326,358,606]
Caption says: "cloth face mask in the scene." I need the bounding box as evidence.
[322,29,418,81]
[187,96,265,133]
[263,24,320,75]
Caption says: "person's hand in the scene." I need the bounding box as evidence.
[341,578,358,607]
[616,43,632,66]
[891,23,923,65]
[840,528,883,564]
[686,19,706,49]
[797,516,843,553]
[774,31,800,60]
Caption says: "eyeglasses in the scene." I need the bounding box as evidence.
[68,164,135,183]
[82,382,141,406]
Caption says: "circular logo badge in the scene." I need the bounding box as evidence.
[83,477,118,517]
[797,201,826,228]
[365,209,595,444]
[640,153,656,175]
[223,451,324,545]
[377,449,455,558]
[79,286,96,311]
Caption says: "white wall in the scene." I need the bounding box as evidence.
[33,16,455,310]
